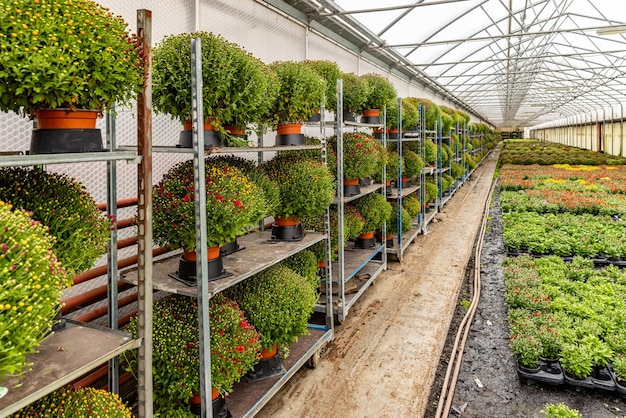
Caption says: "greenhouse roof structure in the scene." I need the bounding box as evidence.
[271,0,626,130]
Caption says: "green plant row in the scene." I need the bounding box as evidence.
[505,255,626,380]
[500,189,626,216]
[499,140,626,167]
[503,211,626,258]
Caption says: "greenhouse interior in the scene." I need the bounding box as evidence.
[1,0,626,417]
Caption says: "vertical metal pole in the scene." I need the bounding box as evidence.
[106,105,119,394]
[191,37,212,418]
[336,79,345,323]
[136,9,153,418]
[320,103,334,330]
[396,97,403,257]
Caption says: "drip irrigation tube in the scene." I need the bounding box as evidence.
[434,177,497,418]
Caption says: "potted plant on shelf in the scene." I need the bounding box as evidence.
[352,192,392,249]
[403,193,421,219]
[152,160,265,283]
[373,148,400,196]
[328,132,379,197]
[424,180,439,211]
[401,149,424,187]
[266,60,325,145]
[305,60,343,118]
[225,264,318,380]
[126,293,261,416]
[408,98,442,131]
[153,31,278,148]
[11,386,133,417]
[384,98,418,139]
[382,203,412,247]
[0,167,111,275]
[280,249,319,289]
[341,72,370,122]
[0,202,70,392]
[360,73,397,124]
[260,154,335,241]
[0,0,146,154]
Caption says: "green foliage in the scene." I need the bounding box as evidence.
[424,139,438,165]
[341,72,370,114]
[385,98,418,130]
[360,73,397,111]
[0,202,71,382]
[11,386,132,417]
[402,149,424,178]
[353,192,392,233]
[0,0,145,117]
[301,209,348,261]
[403,193,421,218]
[424,180,439,204]
[126,294,261,407]
[451,162,465,179]
[509,331,542,369]
[153,32,277,131]
[260,154,335,219]
[226,264,317,355]
[305,60,342,112]
[612,354,626,381]
[0,167,111,274]
[560,342,593,378]
[281,249,319,289]
[386,203,412,234]
[345,204,366,239]
[408,97,442,130]
[541,403,582,418]
[268,60,325,125]
[153,160,266,250]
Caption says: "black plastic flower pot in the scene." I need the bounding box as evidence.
[343,183,361,197]
[177,129,223,149]
[30,129,104,154]
[220,238,243,256]
[245,350,286,382]
[271,223,305,242]
[189,394,231,417]
[169,255,230,286]
[275,133,305,146]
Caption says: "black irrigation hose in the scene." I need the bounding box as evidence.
[435,175,498,418]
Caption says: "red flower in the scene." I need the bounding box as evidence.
[236,345,245,353]
[233,200,244,209]
[240,320,249,329]
[216,195,223,201]
[183,194,191,202]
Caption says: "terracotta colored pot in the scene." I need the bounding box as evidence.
[183,246,220,262]
[276,123,302,135]
[183,120,216,131]
[274,215,300,227]
[363,109,380,118]
[317,260,327,269]
[358,231,375,240]
[224,124,245,136]
[343,178,360,186]
[189,387,220,404]
[36,109,98,129]
[260,344,278,360]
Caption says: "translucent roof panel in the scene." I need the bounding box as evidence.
[290,0,626,129]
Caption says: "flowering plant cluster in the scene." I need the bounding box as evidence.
[402,149,424,178]
[385,202,412,235]
[226,264,317,356]
[424,180,438,204]
[541,402,582,418]
[126,293,260,409]
[267,60,325,126]
[504,255,626,376]
[0,0,146,117]
[0,167,111,274]
[301,210,348,262]
[280,249,319,289]
[352,192,392,234]
[406,97,442,130]
[0,201,70,383]
[153,160,265,250]
[403,193,421,218]
[373,148,400,182]
[499,140,626,166]
[329,132,379,181]
[153,31,278,132]
[360,73,397,111]
[260,154,335,220]
[12,385,132,417]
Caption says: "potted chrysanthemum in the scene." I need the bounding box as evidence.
[260,154,335,241]
[360,73,397,124]
[0,202,71,392]
[0,0,146,154]
[401,149,424,187]
[352,192,392,249]
[266,61,325,145]
[328,132,379,197]
[0,167,111,275]
[382,203,412,247]
[225,264,317,380]
[126,293,261,416]
[305,60,343,118]
[152,31,278,148]
[153,160,266,283]
[384,98,419,139]
[341,72,370,122]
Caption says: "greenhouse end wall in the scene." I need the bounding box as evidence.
[532,120,626,157]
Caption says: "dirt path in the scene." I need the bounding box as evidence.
[256,149,500,418]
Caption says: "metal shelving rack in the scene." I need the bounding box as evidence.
[121,36,334,418]
[317,79,387,324]
[385,98,423,261]
[0,12,152,416]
